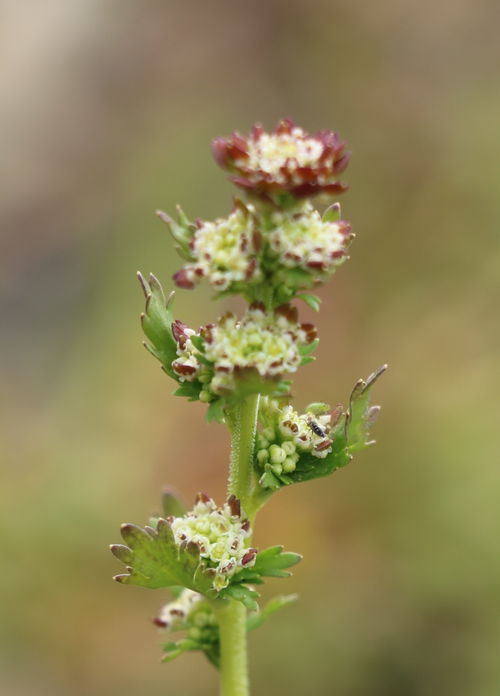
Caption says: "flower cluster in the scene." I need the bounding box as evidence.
[171,304,317,398]
[212,118,350,200]
[169,200,353,300]
[154,589,202,630]
[169,494,256,591]
[267,203,352,277]
[255,398,341,488]
[172,202,262,292]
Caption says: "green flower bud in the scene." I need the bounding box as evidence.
[257,448,270,465]
[270,462,283,475]
[282,457,297,473]
[269,444,286,464]
[282,440,296,455]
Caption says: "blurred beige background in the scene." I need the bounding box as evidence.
[1,1,500,694]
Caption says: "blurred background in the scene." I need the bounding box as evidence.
[1,0,499,694]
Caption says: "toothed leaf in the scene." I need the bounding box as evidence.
[346,364,387,452]
[138,273,177,376]
[111,518,215,595]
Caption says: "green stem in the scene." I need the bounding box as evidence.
[216,598,249,696]
[219,392,260,696]
[227,393,260,512]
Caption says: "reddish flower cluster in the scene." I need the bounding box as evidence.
[212,118,350,200]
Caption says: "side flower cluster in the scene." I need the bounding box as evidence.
[171,303,317,398]
[172,201,262,292]
[212,118,350,200]
[255,397,341,489]
[154,589,202,630]
[169,494,256,591]
[267,203,352,277]
[166,200,353,300]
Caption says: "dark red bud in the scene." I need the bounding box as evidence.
[200,323,215,344]
[249,301,266,313]
[211,138,230,167]
[173,268,195,289]
[301,323,318,343]
[152,617,168,627]
[275,303,298,324]
[227,495,241,518]
[172,319,188,343]
[241,548,257,566]
[172,361,197,376]
[245,258,257,280]
[314,438,333,452]
[275,117,295,134]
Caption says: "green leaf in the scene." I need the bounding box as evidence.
[138,272,177,377]
[258,470,281,491]
[174,382,202,401]
[300,356,316,366]
[206,399,225,424]
[322,202,341,222]
[247,594,298,632]
[161,638,199,663]
[297,293,321,312]
[252,546,302,578]
[298,338,319,357]
[219,584,260,611]
[189,334,206,352]
[157,207,196,261]
[111,518,215,595]
[346,364,387,452]
[161,489,186,518]
[286,366,386,484]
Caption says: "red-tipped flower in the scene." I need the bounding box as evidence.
[212,118,350,200]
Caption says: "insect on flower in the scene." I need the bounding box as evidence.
[306,416,328,439]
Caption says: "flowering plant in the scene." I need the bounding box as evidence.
[110,119,386,695]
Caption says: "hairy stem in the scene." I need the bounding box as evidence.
[219,392,260,695]
[228,393,260,513]
[216,598,249,696]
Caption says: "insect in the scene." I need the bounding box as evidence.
[307,416,327,438]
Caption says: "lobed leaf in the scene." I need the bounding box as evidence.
[138,272,178,377]
[111,518,215,595]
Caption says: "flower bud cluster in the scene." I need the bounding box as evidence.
[212,118,350,200]
[171,305,317,398]
[170,494,256,591]
[172,203,262,292]
[256,398,336,486]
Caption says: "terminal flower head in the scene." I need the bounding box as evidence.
[212,118,350,202]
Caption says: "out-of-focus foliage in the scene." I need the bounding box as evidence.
[1,1,500,695]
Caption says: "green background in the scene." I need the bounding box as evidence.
[1,1,499,694]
